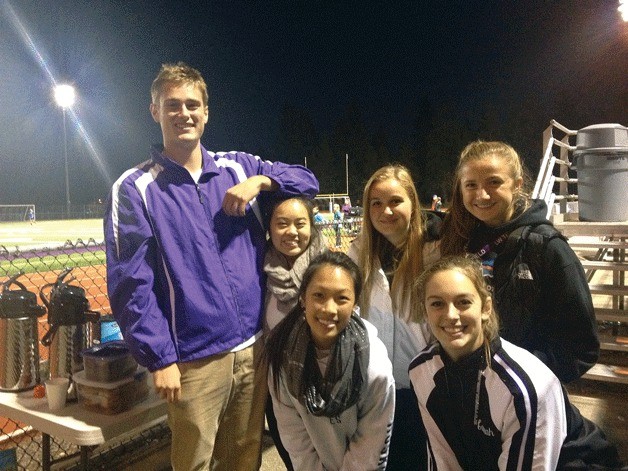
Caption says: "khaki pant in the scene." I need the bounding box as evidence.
[168,339,267,470]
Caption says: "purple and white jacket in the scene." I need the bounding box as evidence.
[104,145,318,372]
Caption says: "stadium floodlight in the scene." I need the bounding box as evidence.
[54,84,75,218]
[54,84,75,109]
[620,0,628,21]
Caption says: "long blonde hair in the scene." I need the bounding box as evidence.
[357,164,426,322]
[440,140,530,256]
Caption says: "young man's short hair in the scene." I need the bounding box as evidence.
[150,62,209,106]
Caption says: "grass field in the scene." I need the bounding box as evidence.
[0,219,104,249]
[0,219,110,313]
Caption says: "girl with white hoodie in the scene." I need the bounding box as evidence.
[267,251,395,471]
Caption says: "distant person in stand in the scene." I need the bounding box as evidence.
[410,255,624,470]
[431,194,438,211]
[439,140,598,383]
[342,197,356,234]
[104,62,318,470]
[313,205,325,224]
[267,251,395,471]
[342,197,352,217]
[434,196,443,212]
[263,197,325,470]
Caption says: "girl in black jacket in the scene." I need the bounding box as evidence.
[439,140,598,383]
[409,255,623,470]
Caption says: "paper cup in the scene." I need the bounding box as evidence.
[45,377,70,411]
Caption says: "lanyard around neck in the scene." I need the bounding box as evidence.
[474,231,511,258]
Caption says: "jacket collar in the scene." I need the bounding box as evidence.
[439,337,501,372]
[150,144,220,178]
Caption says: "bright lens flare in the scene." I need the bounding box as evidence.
[620,0,628,22]
[3,0,114,187]
[54,84,76,109]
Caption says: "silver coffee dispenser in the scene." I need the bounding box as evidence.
[0,272,47,392]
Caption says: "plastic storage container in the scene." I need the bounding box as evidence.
[73,368,149,414]
[573,123,628,222]
[81,341,137,382]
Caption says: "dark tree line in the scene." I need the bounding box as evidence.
[262,97,545,206]
[262,71,627,207]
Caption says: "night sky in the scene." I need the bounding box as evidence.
[1,0,626,207]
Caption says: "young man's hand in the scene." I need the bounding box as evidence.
[153,363,181,403]
[222,175,278,216]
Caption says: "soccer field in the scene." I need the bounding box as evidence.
[0,219,104,249]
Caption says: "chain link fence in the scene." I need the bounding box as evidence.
[317,218,362,252]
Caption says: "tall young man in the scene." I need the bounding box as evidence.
[104,62,318,470]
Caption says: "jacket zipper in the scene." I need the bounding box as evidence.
[195,183,204,204]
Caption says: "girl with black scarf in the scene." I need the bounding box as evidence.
[266,251,395,471]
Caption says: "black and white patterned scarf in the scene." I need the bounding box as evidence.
[284,313,370,417]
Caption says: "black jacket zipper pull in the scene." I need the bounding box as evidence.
[195,183,204,204]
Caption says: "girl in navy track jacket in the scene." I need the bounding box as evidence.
[409,256,623,470]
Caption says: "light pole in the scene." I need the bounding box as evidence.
[54,84,75,218]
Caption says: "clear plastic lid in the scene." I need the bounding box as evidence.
[73,367,146,389]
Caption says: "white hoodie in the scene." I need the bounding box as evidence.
[269,320,395,471]
[348,239,439,388]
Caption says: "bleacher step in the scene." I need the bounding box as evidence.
[582,363,628,385]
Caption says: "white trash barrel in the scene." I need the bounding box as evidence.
[573,123,628,222]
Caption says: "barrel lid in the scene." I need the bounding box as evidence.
[574,123,628,154]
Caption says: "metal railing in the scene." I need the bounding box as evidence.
[535,120,579,219]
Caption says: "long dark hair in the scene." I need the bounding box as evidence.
[266,251,362,396]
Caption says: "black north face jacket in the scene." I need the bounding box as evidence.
[467,199,599,383]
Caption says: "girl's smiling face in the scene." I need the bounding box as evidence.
[270,199,312,263]
[368,178,412,247]
[424,268,491,361]
[459,155,522,227]
[301,264,356,349]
